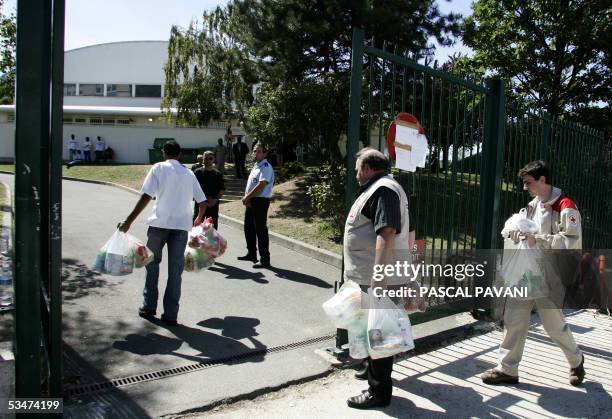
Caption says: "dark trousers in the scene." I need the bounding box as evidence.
[95,150,103,162]
[193,203,219,230]
[244,197,270,262]
[235,157,246,178]
[83,150,91,162]
[368,356,393,400]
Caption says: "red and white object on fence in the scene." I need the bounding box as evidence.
[386,112,429,172]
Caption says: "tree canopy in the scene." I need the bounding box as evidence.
[462,0,611,125]
[0,0,16,104]
[162,0,461,161]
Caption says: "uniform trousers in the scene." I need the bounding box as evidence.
[244,197,270,263]
[497,297,582,376]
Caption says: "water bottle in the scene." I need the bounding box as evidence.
[0,271,13,310]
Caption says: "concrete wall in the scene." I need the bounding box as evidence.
[0,122,246,163]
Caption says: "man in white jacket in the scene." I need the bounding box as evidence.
[482,160,585,386]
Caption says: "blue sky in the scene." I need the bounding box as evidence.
[4,0,472,62]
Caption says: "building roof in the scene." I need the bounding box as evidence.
[0,104,177,116]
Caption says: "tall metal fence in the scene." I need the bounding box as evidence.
[346,28,611,308]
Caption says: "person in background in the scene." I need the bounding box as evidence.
[194,151,225,230]
[232,136,249,179]
[237,143,274,268]
[95,136,106,163]
[191,154,204,172]
[214,138,226,174]
[82,137,92,163]
[118,140,207,326]
[66,150,84,169]
[68,134,78,161]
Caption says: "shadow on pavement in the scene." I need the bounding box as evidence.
[114,316,267,365]
[268,265,333,289]
[208,262,269,284]
[62,258,117,302]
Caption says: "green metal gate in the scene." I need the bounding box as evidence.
[13,0,64,404]
[345,28,611,310]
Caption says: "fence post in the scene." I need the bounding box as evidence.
[328,27,364,356]
[14,0,52,397]
[474,78,506,315]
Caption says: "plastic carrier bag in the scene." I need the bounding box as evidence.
[322,280,364,328]
[498,240,548,299]
[184,247,215,272]
[187,217,227,258]
[366,290,414,359]
[92,230,153,276]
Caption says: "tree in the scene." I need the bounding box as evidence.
[163,0,461,161]
[463,0,611,121]
[0,0,16,104]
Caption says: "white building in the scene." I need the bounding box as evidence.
[0,40,247,163]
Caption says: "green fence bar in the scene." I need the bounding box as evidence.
[15,0,52,398]
[49,0,65,399]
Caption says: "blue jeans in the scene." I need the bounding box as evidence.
[143,226,188,321]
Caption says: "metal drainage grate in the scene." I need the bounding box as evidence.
[66,333,335,397]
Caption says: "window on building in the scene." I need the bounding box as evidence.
[116,119,130,125]
[107,84,132,97]
[63,117,73,124]
[79,84,104,96]
[7,113,15,122]
[74,118,86,124]
[135,84,162,98]
[103,119,115,125]
[63,84,76,96]
[89,118,102,125]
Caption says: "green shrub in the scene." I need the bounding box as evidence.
[307,164,346,238]
[276,160,306,183]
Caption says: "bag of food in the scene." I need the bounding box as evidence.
[498,240,548,299]
[366,290,414,359]
[187,217,227,258]
[347,311,369,359]
[184,247,215,272]
[322,280,364,328]
[92,230,152,276]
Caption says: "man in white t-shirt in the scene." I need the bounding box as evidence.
[68,134,78,160]
[95,136,106,163]
[118,140,207,326]
[237,143,274,268]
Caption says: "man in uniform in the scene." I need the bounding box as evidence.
[344,147,414,409]
[237,143,274,269]
[118,140,207,326]
[481,160,585,386]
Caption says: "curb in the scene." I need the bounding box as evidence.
[0,171,343,269]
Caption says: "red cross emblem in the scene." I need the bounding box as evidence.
[569,215,577,224]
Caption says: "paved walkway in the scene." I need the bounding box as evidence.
[196,310,612,419]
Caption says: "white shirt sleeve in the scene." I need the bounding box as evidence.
[141,165,159,197]
[257,164,273,184]
[192,175,206,203]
